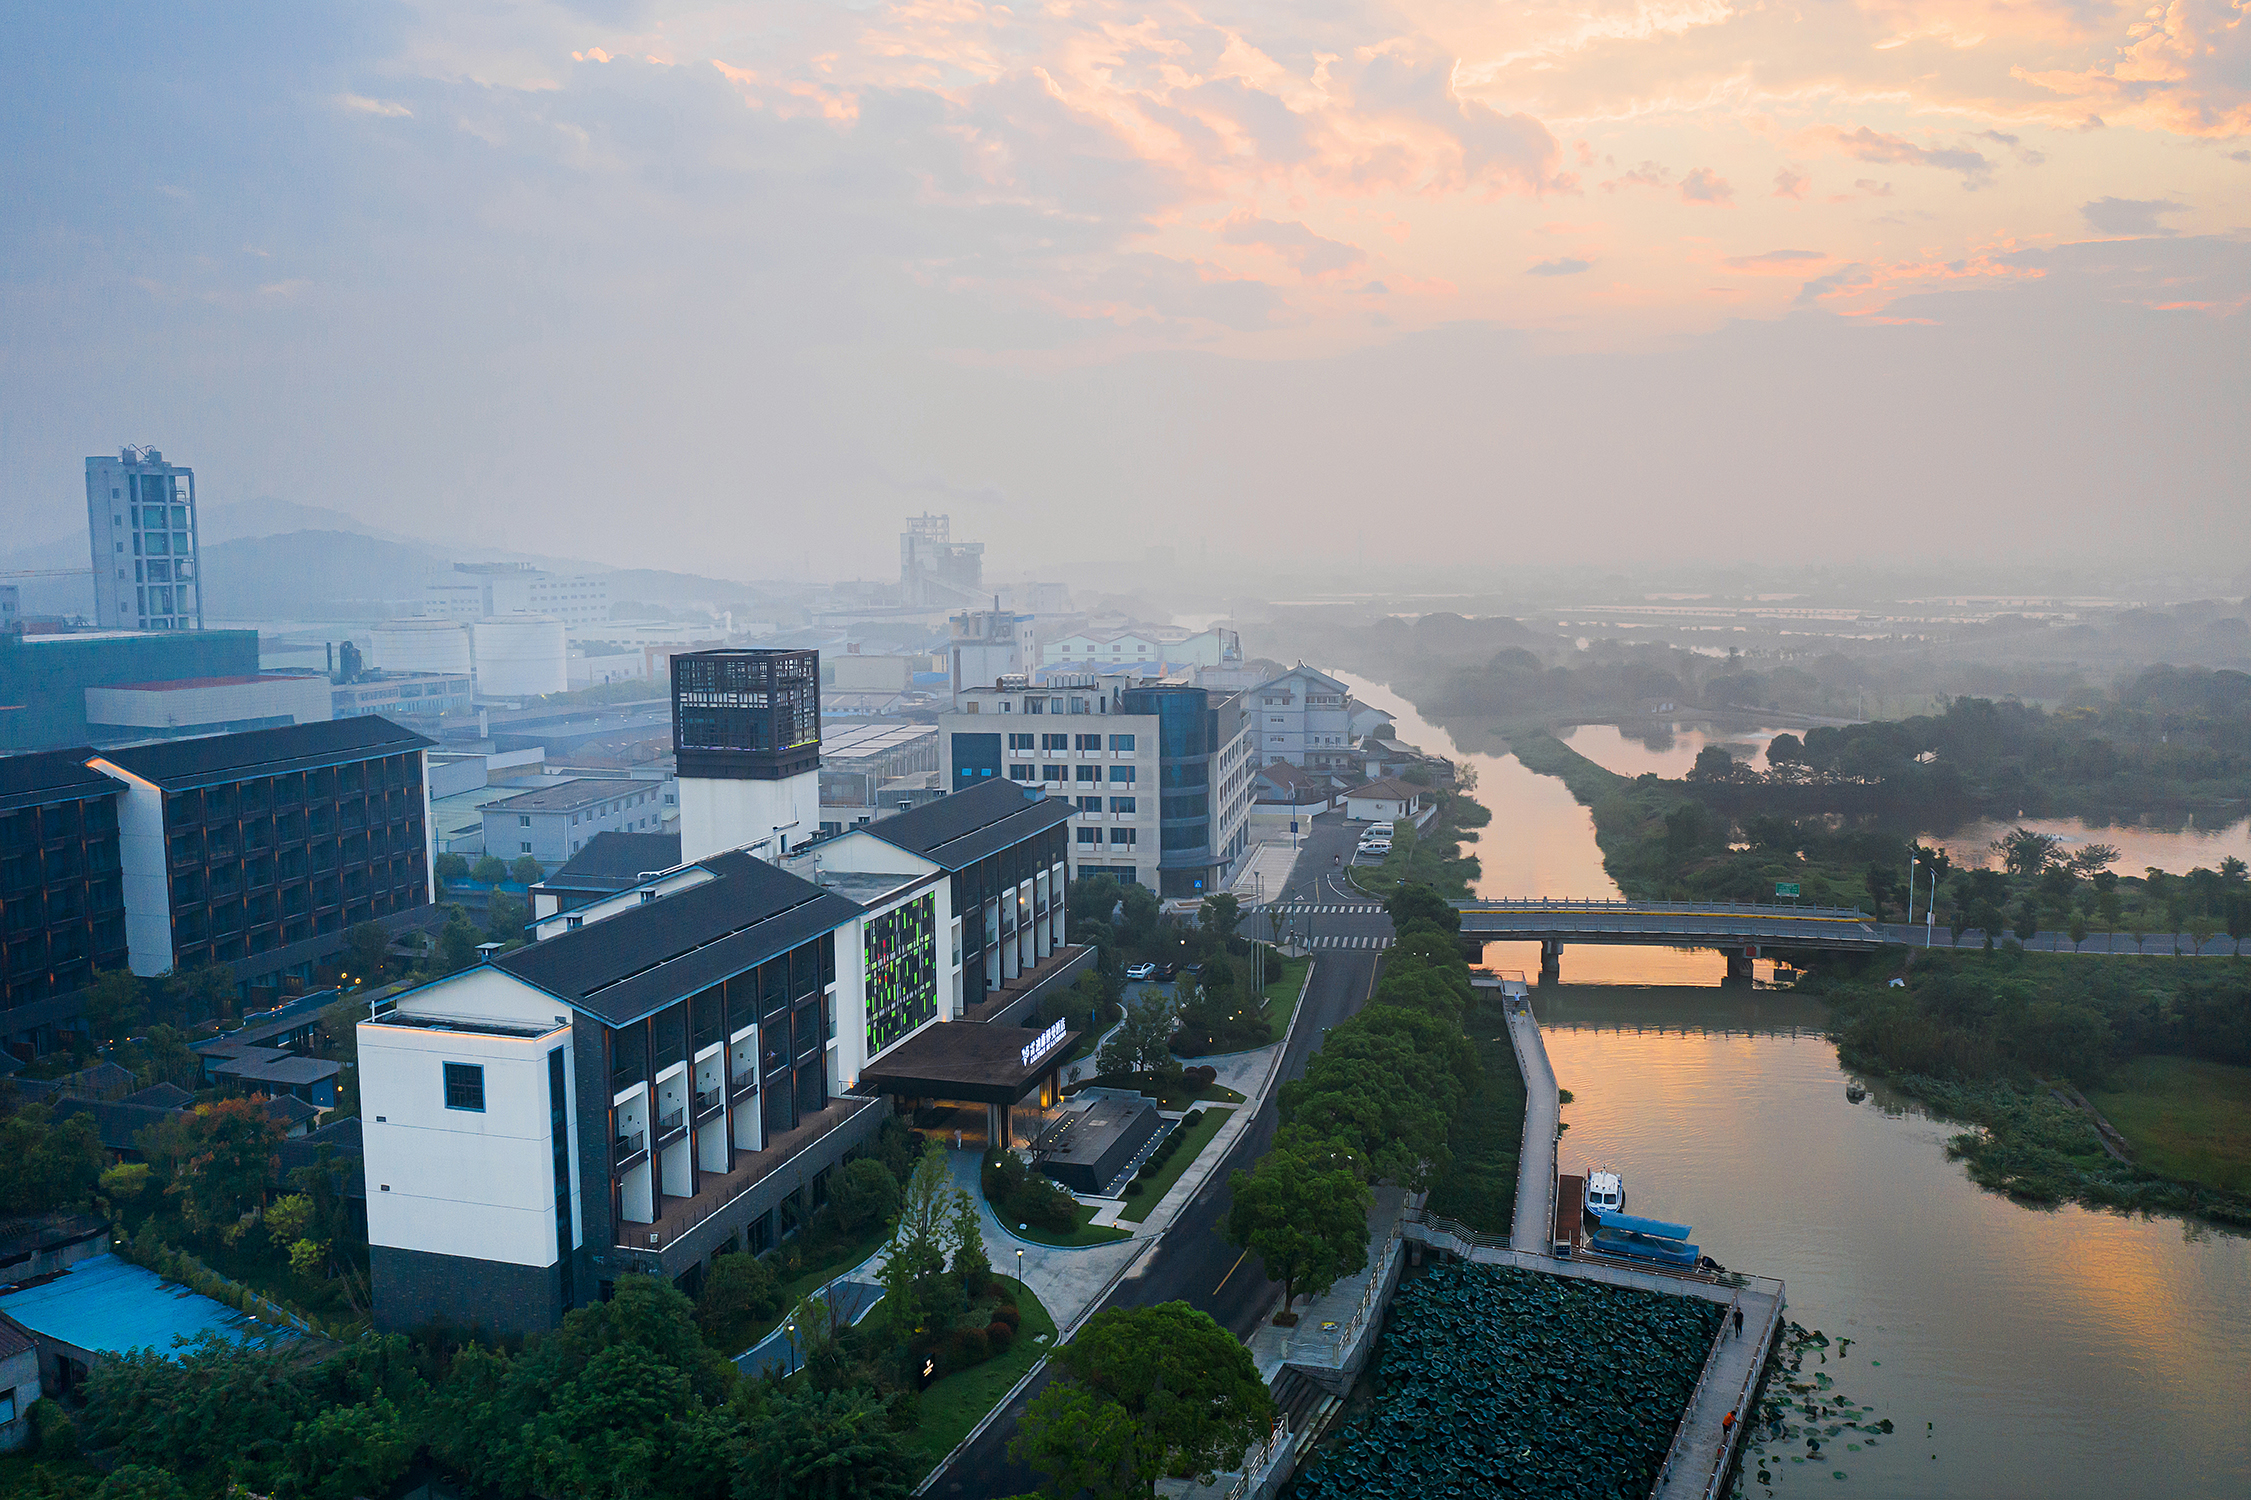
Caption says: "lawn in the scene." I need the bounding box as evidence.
[1114,1106,1233,1224]
[1069,1071,1242,1110]
[1002,1198,1132,1248]
[1259,953,1312,1044]
[2089,1056,2251,1195]
[907,1284,1059,1476]
[722,1221,896,1354]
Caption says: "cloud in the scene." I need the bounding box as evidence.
[1216,215,1366,278]
[1602,160,1669,192]
[336,94,411,118]
[1812,126,1995,189]
[2080,197,2191,236]
[1724,249,1828,269]
[1773,167,1809,200]
[1680,167,1734,205]
[1528,257,1592,275]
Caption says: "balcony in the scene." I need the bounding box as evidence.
[614,1130,647,1168]
[615,1093,882,1251]
[693,1087,724,1120]
[656,1107,686,1138]
[729,1068,758,1100]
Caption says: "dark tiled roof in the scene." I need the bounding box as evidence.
[120,1083,193,1109]
[280,1117,365,1199]
[213,1052,340,1086]
[863,778,1071,870]
[100,716,434,790]
[49,1097,184,1153]
[262,1096,321,1127]
[0,748,115,815]
[494,850,862,1027]
[546,831,684,891]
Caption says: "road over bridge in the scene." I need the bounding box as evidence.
[1454,898,1885,981]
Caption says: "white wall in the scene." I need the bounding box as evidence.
[360,972,578,1268]
[89,760,173,976]
[677,768,820,866]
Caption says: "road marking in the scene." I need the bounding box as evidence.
[1213,1247,1251,1297]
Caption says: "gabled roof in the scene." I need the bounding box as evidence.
[495,849,862,1027]
[1350,777,1423,801]
[860,777,1072,870]
[99,716,434,790]
[546,831,685,892]
[0,748,116,816]
[1252,665,1350,696]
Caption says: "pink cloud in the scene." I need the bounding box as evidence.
[1680,167,1734,205]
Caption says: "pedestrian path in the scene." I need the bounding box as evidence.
[1230,840,1304,906]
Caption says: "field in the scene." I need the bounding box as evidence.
[2089,1056,2251,1195]
[1292,1263,1721,1500]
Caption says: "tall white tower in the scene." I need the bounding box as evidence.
[86,447,201,630]
[672,648,822,864]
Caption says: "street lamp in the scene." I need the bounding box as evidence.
[1015,1248,1024,1300]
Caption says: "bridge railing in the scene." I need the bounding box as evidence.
[1456,897,1869,920]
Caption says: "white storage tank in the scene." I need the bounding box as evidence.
[473,613,568,697]
[368,617,473,677]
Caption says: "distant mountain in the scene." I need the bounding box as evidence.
[200,530,446,621]
[197,496,430,547]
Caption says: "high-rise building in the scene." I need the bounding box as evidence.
[899,514,985,607]
[672,649,823,865]
[86,448,202,631]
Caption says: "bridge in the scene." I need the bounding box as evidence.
[1453,898,1885,982]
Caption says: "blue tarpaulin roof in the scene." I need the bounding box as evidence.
[0,1253,277,1357]
[1585,1210,1692,1241]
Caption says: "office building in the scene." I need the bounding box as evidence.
[425,564,612,631]
[0,751,129,1015]
[816,723,940,833]
[900,514,985,607]
[88,717,436,984]
[481,776,676,866]
[0,629,263,755]
[332,672,475,723]
[672,649,822,866]
[939,678,1252,897]
[358,767,1084,1336]
[1041,627,1241,672]
[85,448,202,632]
[1246,666,1357,773]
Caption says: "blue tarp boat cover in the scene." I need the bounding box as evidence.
[1591,1229,1701,1267]
[1585,1209,1692,1241]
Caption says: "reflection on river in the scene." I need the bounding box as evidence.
[1324,672,2251,1494]
[1919,812,2251,878]
[1560,721,1794,779]
[1541,989,2251,1498]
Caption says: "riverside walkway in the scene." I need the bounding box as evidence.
[1407,981,1785,1500]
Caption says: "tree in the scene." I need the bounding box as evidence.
[2012,901,2041,946]
[342,922,390,987]
[486,891,529,945]
[696,1251,783,1352]
[1014,1382,1145,1500]
[948,1186,990,1283]
[2227,894,2251,957]
[510,854,545,886]
[166,1098,285,1236]
[1225,1143,1371,1317]
[2067,912,2089,953]
[93,1465,191,1500]
[278,1394,415,1500]
[1032,1302,1277,1492]
[1199,891,1243,939]
[736,1386,916,1500]
[1383,883,1459,937]
[2188,913,2218,957]
[82,966,147,1045]
[1097,986,1179,1080]
[896,1145,955,1253]
[432,907,482,975]
[433,851,470,883]
[164,960,238,1023]
[0,1105,104,1214]
[1863,864,1900,924]
[470,854,509,885]
[829,1157,902,1236]
[1990,826,2061,876]
[2069,843,2121,879]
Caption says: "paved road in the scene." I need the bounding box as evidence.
[1875,920,2244,956]
[927,815,1389,1497]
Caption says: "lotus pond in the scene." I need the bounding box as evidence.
[1290,1263,1723,1499]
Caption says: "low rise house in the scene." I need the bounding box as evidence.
[1344,778,1426,823]
[0,1316,40,1452]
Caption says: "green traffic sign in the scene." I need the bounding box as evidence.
[1775,882,1801,898]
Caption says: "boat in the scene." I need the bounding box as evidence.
[1584,1210,1701,1268]
[1584,1168,1624,1219]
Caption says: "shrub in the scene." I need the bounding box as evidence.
[1188,1066,1218,1089]
[990,1302,1021,1330]
[985,1319,1016,1354]
[31,1396,78,1457]
[1184,1109,1205,1129]
[946,1324,992,1371]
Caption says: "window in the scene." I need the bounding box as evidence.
[1109,765,1136,784]
[1109,734,1135,752]
[1025,698,1044,714]
[1008,765,1035,782]
[1110,796,1137,814]
[1077,827,1100,844]
[520,842,532,853]
[1077,796,1103,813]
[1076,734,1102,750]
[1040,765,1066,781]
[444,1062,486,1112]
[1109,828,1137,846]
[1075,765,1100,783]
[0,1387,13,1424]
[519,814,531,826]
[566,915,583,929]
[1042,733,1069,751]
[1009,733,1035,750]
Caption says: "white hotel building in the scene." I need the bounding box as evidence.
[358,650,1089,1334]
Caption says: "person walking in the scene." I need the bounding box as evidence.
[1733,1307,1745,1338]
[1722,1410,1736,1439]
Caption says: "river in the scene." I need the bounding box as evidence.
[1330,673,2251,1498]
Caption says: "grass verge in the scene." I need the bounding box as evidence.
[907,1284,1059,1477]
[2088,1056,2251,1195]
[1002,1199,1133,1248]
[1423,1000,1529,1235]
[1114,1107,1233,1224]
[1259,953,1312,1044]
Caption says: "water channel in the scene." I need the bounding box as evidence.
[1332,672,2251,1497]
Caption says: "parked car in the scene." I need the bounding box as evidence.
[1156,962,1180,980]
[1181,963,1202,978]
[1125,961,1156,981]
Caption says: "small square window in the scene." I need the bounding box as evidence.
[444,1062,486,1112]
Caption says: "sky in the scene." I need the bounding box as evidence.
[0,0,2245,579]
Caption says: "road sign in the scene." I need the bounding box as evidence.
[1775,882,1801,898]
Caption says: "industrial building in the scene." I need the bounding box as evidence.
[424,563,612,631]
[0,629,268,754]
[84,447,201,632]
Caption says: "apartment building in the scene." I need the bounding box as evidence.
[0,751,129,1016]
[85,448,201,632]
[1247,666,1357,773]
[939,677,1251,898]
[481,777,676,866]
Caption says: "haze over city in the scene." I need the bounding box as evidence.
[4,0,2246,575]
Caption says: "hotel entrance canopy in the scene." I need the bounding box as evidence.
[854,1020,1082,1106]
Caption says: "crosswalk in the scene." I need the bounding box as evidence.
[1306,933,1392,949]
[1270,904,1387,916]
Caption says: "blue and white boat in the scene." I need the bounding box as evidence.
[1584,1207,1700,1268]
